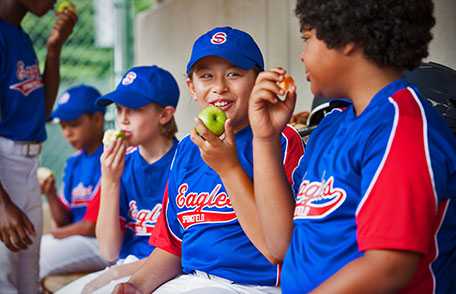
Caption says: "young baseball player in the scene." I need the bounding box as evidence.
[113,26,304,294]
[39,84,111,279]
[0,1,76,292]
[249,0,456,293]
[56,65,180,293]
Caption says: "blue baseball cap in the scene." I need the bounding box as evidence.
[96,65,180,109]
[186,26,264,74]
[50,84,105,122]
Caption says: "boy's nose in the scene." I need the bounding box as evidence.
[212,79,228,94]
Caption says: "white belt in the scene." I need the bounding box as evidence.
[0,136,42,157]
[192,270,234,284]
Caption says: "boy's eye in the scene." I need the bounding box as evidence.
[226,71,241,78]
[199,72,212,79]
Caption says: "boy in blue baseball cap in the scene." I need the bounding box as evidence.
[57,65,180,293]
[113,27,304,294]
[39,84,111,280]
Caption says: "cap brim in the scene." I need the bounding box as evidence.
[49,109,83,122]
[186,48,259,74]
[96,89,150,109]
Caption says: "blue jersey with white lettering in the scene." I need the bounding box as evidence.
[283,80,456,293]
[0,20,46,142]
[60,145,103,223]
[151,126,304,286]
[118,140,178,260]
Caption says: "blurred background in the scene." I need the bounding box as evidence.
[26,0,455,186]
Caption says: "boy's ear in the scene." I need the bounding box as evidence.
[91,112,105,128]
[342,41,358,56]
[185,77,198,101]
[160,106,176,125]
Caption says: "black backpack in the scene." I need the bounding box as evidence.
[404,62,456,136]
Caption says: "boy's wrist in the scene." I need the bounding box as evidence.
[218,162,243,179]
[46,46,62,58]
[252,135,281,146]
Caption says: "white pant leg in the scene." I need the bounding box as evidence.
[40,234,110,278]
[56,255,139,294]
[154,272,281,294]
[0,140,42,294]
[55,270,102,294]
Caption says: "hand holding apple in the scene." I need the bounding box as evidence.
[197,105,227,137]
[191,118,240,176]
[103,129,125,147]
[249,68,297,140]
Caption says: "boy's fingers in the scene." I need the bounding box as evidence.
[15,226,33,247]
[8,231,27,251]
[112,141,126,168]
[22,214,36,236]
[224,119,235,145]
[271,67,287,76]
[190,129,205,149]
[256,71,283,84]
[194,118,219,145]
[284,86,298,110]
[252,89,279,104]
[256,80,285,96]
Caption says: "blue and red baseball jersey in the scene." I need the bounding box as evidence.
[151,126,304,286]
[117,140,178,260]
[0,20,46,142]
[284,79,456,293]
[60,145,103,223]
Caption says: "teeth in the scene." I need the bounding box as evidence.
[214,101,229,107]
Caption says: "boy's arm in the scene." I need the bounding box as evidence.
[191,119,291,264]
[116,248,181,294]
[311,250,421,293]
[96,139,127,262]
[43,11,77,117]
[41,175,72,227]
[249,69,299,260]
[82,259,146,294]
[252,136,296,261]
[0,182,36,251]
[50,219,95,239]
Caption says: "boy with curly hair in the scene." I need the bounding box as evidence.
[249,0,456,293]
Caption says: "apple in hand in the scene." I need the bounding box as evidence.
[37,167,53,185]
[278,74,295,93]
[103,129,125,147]
[197,105,227,136]
[55,0,76,14]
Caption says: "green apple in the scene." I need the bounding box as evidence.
[103,129,125,146]
[197,105,227,136]
[56,0,76,13]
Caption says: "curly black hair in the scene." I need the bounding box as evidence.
[295,0,435,70]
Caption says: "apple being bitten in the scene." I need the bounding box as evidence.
[197,105,227,136]
[103,129,125,147]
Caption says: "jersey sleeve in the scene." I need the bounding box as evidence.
[59,159,73,210]
[280,125,305,186]
[117,182,128,229]
[149,183,182,256]
[356,89,439,254]
[149,147,183,256]
[83,184,100,223]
